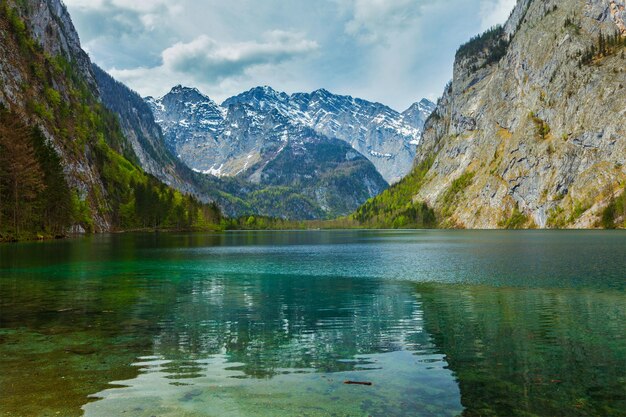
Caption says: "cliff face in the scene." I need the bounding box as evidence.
[415,0,626,228]
[0,0,114,230]
[24,0,94,88]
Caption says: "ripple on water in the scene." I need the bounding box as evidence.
[1,231,625,416]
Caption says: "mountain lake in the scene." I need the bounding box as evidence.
[1,230,625,416]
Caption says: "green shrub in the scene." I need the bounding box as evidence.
[352,156,437,228]
[499,206,529,229]
[44,87,61,108]
[440,171,475,217]
[601,187,626,229]
[547,206,566,229]
[530,112,550,139]
[71,192,94,233]
[29,100,53,122]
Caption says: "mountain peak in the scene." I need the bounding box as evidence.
[309,88,357,103]
[166,85,212,102]
[419,98,436,108]
[311,88,332,97]
[400,99,436,135]
[257,85,279,94]
[404,99,436,115]
[222,85,290,109]
[238,85,278,97]
[170,84,196,93]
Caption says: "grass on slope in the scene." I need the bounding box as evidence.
[352,156,437,229]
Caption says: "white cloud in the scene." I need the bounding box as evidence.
[64,0,170,12]
[338,0,422,43]
[162,31,318,81]
[478,0,516,30]
[109,31,319,102]
[64,0,178,31]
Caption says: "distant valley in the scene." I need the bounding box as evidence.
[91,67,435,220]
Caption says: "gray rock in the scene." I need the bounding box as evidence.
[414,0,626,228]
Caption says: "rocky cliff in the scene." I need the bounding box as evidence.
[0,0,122,231]
[379,0,626,229]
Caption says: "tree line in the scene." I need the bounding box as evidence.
[580,30,626,65]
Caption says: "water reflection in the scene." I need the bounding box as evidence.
[419,285,626,417]
[81,274,462,416]
[80,277,626,417]
[1,231,625,416]
[149,274,433,375]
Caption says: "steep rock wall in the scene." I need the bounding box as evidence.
[416,0,626,228]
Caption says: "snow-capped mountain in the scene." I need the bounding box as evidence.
[223,87,435,183]
[402,98,437,128]
[147,86,434,184]
[146,85,389,218]
[145,85,225,157]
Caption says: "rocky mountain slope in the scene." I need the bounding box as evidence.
[148,86,434,184]
[90,76,387,220]
[144,85,392,218]
[0,0,221,238]
[92,64,186,189]
[358,0,626,229]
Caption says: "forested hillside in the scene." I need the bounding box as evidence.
[0,0,221,241]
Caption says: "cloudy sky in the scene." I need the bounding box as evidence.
[64,0,516,110]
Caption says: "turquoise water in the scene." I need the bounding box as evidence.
[0,230,625,416]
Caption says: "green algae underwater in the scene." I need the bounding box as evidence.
[1,230,625,416]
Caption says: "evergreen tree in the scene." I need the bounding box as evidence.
[32,128,72,235]
[598,32,605,56]
[0,116,45,234]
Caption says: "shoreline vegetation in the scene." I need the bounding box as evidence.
[3,210,626,244]
[0,217,368,243]
[2,152,625,243]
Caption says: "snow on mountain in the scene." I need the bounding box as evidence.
[402,99,437,137]
[146,85,434,184]
[146,85,225,154]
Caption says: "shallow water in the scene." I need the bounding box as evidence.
[0,230,625,416]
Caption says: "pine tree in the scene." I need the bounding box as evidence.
[0,140,4,232]
[32,127,72,235]
[598,32,606,56]
[0,116,45,235]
